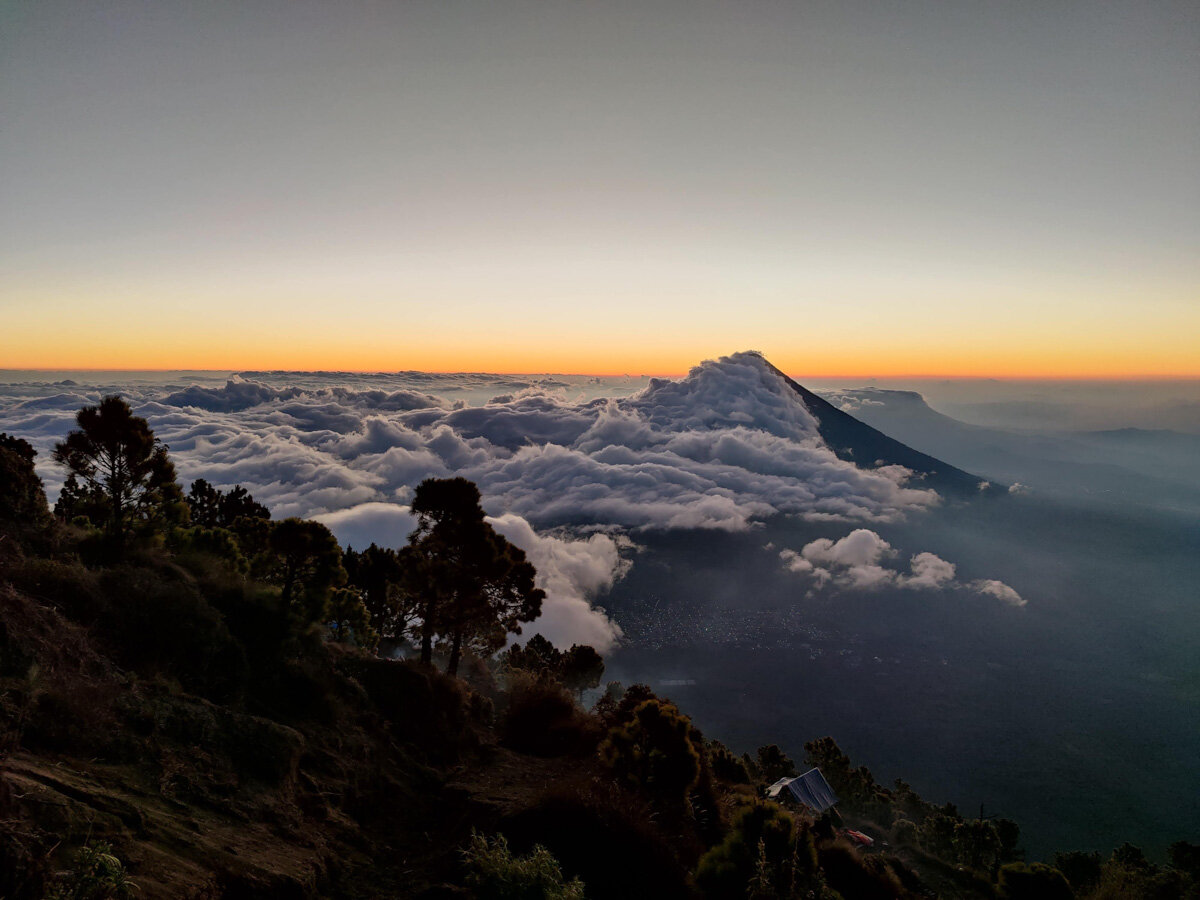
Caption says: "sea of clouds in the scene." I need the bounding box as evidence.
[0,352,1022,648]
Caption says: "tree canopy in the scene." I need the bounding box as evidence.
[0,432,52,542]
[187,478,271,529]
[52,395,185,553]
[404,477,544,676]
[264,518,347,627]
[342,543,417,644]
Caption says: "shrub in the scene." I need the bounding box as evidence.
[818,839,904,900]
[917,812,958,861]
[95,566,247,702]
[337,656,471,763]
[501,672,598,757]
[891,817,918,847]
[593,682,657,730]
[755,744,796,783]
[462,832,584,900]
[998,862,1073,900]
[708,740,752,784]
[694,801,795,899]
[502,784,692,899]
[45,841,137,900]
[598,699,700,803]
[1053,850,1102,894]
[1170,841,1200,881]
[953,818,1002,873]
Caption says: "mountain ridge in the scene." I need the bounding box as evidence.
[761,360,995,496]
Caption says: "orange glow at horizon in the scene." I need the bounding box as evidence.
[4,334,1199,381]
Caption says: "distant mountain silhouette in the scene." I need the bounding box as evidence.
[763,363,994,496]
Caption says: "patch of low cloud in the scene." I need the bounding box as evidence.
[777,528,1022,605]
[970,579,1026,607]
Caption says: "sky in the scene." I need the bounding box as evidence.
[2,0,1197,376]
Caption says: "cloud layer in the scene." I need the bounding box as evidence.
[0,353,953,644]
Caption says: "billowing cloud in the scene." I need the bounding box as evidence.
[487,514,626,651]
[777,529,1021,604]
[905,551,958,589]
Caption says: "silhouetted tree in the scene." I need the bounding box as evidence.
[755,744,797,783]
[328,587,379,649]
[559,644,604,699]
[994,817,1022,862]
[403,477,544,676]
[504,633,562,679]
[342,543,417,642]
[954,819,1002,874]
[53,395,185,553]
[187,478,270,528]
[264,518,347,627]
[0,433,52,543]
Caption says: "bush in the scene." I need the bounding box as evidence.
[337,656,472,763]
[502,784,692,900]
[462,832,584,900]
[598,699,701,804]
[1053,850,1102,894]
[755,745,796,783]
[593,682,657,730]
[694,801,796,899]
[501,672,598,757]
[708,740,752,784]
[818,839,905,900]
[998,862,1073,900]
[953,818,1002,873]
[890,817,918,847]
[917,812,958,861]
[8,559,106,626]
[45,841,137,900]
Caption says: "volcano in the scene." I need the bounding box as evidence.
[761,360,994,496]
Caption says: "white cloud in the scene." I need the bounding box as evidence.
[315,502,419,551]
[904,551,957,589]
[777,529,1022,604]
[970,579,1026,607]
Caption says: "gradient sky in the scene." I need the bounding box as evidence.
[2,0,1197,376]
